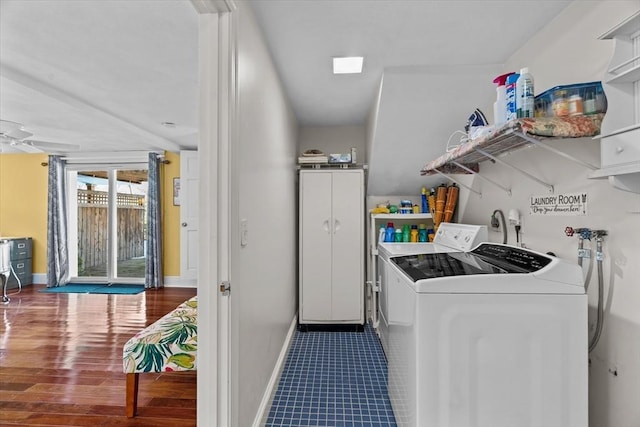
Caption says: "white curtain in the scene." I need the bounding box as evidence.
[46,155,69,287]
[145,153,163,289]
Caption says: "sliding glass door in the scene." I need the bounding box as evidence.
[67,166,148,283]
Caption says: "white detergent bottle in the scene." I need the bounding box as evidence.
[492,73,513,126]
[516,67,535,118]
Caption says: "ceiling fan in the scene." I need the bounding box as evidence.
[0,120,80,153]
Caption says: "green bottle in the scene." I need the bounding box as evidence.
[402,224,411,242]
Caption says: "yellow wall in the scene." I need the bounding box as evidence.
[0,152,181,280]
[162,151,181,277]
[0,153,49,271]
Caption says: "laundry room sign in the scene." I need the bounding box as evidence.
[529,192,588,216]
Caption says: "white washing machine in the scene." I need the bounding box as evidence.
[387,243,587,427]
[377,223,488,356]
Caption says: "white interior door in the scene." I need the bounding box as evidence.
[180,150,198,284]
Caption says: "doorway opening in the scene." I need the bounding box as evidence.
[67,167,148,283]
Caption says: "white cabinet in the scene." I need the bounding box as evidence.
[590,10,640,193]
[299,169,364,325]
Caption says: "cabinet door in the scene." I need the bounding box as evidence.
[330,171,363,322]
[299,171,333,322]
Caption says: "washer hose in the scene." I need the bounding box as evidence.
[565,227,605,353]
[589,236,605,353]
[491,209,507,244]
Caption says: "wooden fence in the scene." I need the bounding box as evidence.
[77,190,145,271]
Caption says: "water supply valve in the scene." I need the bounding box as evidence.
[565,226,593,240]
[579,229,593,240]
[591,230,608,239]
[565,226,592,259]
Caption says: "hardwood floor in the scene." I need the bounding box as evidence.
[0,284,197,426]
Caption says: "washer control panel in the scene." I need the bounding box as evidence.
[434,223,489,251]
[471,243,551,272]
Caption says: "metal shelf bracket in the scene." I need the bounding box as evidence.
[433,168,482,197]
[515,131,599,171]
[474,148,555,193]
[451,161,512,196]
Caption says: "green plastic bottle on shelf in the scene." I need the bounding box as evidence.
[402,224,411,242]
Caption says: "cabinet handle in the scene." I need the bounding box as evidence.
[16,263,24,268]
[323,219,331,234]
[18,243,25,249]
[334,219,341,234]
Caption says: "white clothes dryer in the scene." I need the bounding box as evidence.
[387,243,587,427]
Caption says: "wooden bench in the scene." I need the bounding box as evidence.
[122,296,197,418]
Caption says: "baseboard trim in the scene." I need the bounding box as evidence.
[164,276,197,288]
[252,312,298,427]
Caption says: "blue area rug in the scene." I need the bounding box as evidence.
[40,283,145,295]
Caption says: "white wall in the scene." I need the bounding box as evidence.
[367,64,502,196]
[231,3,299,426]
[298,125,366,161]
[458,2,640,426]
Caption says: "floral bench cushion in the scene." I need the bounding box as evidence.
[123,296,197,373]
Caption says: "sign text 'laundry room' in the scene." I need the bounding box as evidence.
[529,192,588,216]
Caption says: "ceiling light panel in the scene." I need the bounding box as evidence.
[333,56,364,74]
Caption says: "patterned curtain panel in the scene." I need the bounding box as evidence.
[46,155,69,287]
[145,153,163,289]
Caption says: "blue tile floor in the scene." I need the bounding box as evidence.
[265,324,397,427]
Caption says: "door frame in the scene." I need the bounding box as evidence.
[191,1,236,426]
[65,161,148,283]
